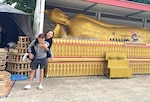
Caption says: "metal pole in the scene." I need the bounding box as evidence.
[143,18,147,28]
[97,12,101,21]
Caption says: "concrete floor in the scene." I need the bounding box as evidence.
[0,75,150,102]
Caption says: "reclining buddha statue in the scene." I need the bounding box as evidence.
[45,8,150,42]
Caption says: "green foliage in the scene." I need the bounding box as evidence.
[128,0,150,4]
[4,0,36,27]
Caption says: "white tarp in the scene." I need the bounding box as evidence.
[0,3,28,15]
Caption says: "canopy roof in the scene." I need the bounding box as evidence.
[0,3,33,41]
[0,3,29,15]
[46,0,150,21]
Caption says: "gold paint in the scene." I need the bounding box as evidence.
[45,8,150,42]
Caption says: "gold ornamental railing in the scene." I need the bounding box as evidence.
[45,38,150,77]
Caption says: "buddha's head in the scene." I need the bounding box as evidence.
[45,8,68,25]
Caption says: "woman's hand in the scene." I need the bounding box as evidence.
[29,53,34,59]
[38,43,49,51]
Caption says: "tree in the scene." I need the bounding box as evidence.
[4,0,36,27]
[128,0,150,4]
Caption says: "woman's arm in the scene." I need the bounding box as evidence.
[28,39,36,59]
[28,39,36,53]
[38,41,49,51]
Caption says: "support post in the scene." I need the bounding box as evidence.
[97,12,101,21]
[33,0,45,80]
[143,18,147,28]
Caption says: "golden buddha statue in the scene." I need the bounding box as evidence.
[45,8,150,42]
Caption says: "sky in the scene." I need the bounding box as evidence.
[0,0,16,8]
[0,0,4,3]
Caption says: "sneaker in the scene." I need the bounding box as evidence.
[24,85,31,90]
[38,85,43,90]
[22,53,29,62]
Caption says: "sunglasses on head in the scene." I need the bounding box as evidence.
[38,37,44,39]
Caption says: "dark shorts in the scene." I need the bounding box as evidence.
[30,58,48,70]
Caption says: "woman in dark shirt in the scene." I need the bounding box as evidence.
[26,30,54,59]
[45,30,54,58]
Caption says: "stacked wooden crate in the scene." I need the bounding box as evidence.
[0,49,10,95]
[0,71,11,95]
[6,36,31,76]
[0,48,7,71]
[0,71,11,87]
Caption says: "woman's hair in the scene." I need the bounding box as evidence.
[44,30,54,49]
[34,31,54,47]
[45,30,54,38]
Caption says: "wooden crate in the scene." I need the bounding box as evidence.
[7,62,31,71]
[0,49,7,71]
[0,54,7,62]
[18,36,30,43]
[6,36,31,76]
[0,75,5,81]
[17,42,29,48]
[0,62,6,71]
[7,53,29,62]
[6,62,31,76]
[17,48,28,54]
[8,48,18,53]
[9,71,31,76]
[0,81,6,95]
[0,71,11,87]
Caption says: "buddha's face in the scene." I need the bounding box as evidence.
[50,9,68,25]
